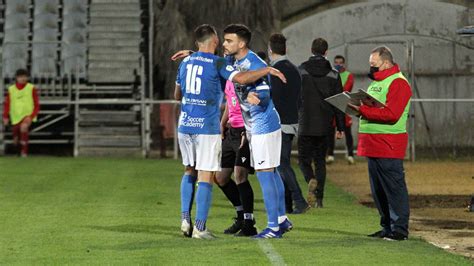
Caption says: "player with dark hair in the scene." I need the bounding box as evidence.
[174,24,286,239]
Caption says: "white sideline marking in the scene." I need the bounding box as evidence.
[257,240,286,266]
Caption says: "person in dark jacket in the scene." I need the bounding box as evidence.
[298,38,345,208]
[268,33,309,214]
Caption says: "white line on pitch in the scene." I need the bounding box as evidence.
[257,240,286,266]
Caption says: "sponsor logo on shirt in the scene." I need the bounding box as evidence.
[179,112,205,129]
[182,97,207,106]
[192,56,214,63]
[369,86,383,93]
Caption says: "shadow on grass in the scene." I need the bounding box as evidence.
[211,202,264,212]
[85,224,251,251]
[296,226,363,237]
[86,224,189,251]
[86,224,178,237]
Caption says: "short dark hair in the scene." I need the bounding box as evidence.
[371,46,394,64]
[223,24,251,45]
[15,68,29,77]
[194,24,217,43]
[311,38,328,55]
[334,55,345,63]
[269,33,286,55]
[256,51,267,61]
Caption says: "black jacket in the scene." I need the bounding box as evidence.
[298,55,345,136]
[271,59,301,125]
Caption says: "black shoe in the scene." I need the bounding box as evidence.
[234,219,258,237]
[223,218,243,234]
[383,231,408,241]
[291,205,311,214]
[316,198,323,208]
[367,230,389,238]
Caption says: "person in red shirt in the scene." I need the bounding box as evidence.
[3,69,40,157]
[327,55,355,164]
[349,46,411,241]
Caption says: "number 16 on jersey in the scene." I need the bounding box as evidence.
[185,64,203,95]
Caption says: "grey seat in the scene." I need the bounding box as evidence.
[62,14,87,30]
[32,58,57,77]
[34,0,58,15]
[4,13,29,29]
[63,0,87,14]
[2,1,30,78]
[5,0,29,15]
[62,29,86,44]
[3,58,27,78]
[33,14,58,29]
[3,28,29,42]
[61,1,88,77]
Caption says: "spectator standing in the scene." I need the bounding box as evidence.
[268,33,310,214]
[297,38,345,208]
[348,46,411,241]
[327,55,355,165]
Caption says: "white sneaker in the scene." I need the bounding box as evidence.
[326,155,335,164]
[181,220,192,237]
[347,156,355,165]
[192,226,216,239]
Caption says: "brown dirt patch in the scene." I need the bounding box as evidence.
[327,158,474,259]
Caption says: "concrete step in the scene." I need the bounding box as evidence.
[90,3,140,12]
[89,31,141,40]
[78,85,135,91]
[78,135,141,147]
[90,18,141,26]
[79,111,138,125]
[89,60,140,69]
[89,24,142,32]
[89,46,140,54]
[89,53,140,61]
[92,0,140,4]
[87,68,137,83]
[78,147,142,157]
[90,10,142,18]
[88,38,142,47]
[79,126,139,135]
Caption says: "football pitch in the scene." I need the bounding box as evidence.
[0,157,470,265]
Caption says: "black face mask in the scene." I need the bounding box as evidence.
[368,66,379,80]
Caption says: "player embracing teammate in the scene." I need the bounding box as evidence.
[174,24,287,239]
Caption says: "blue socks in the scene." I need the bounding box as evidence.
[256,171,279,229]
[180,174,197,223]
[195,182,213,231]
[274,170,287,218]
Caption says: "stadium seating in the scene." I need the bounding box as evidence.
[0,0,148,157]
[32,0,58,77]
[2,0,30,78]
[61,0,87,77]
[88,0,142,83]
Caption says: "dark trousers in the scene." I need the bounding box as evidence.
[297,135,328,199]
[278,132,307,211]
[327,125,354,156]
[368,158,410,236]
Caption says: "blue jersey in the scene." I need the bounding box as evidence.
[230,50,281,135]
[176,52,238,134]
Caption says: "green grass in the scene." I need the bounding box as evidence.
[0,157,470,265]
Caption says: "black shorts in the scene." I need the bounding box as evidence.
[221,126,254,174]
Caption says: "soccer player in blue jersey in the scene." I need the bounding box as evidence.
[221,24,292,239]
[174,24,286,239]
